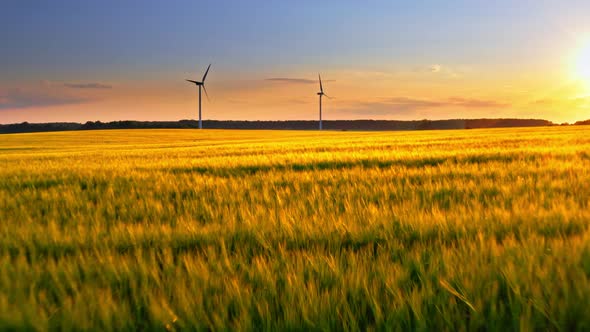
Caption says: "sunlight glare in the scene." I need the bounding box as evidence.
[575,41,590,89]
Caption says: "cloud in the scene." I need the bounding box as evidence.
[381,97,446,110]
[447,97,509,108]
[265,78,317,84]
[0,89,88,110]
[531,99,553,105]
[429,64,441,73]
[414,64,442,73]
[40,80,112,89]
[63,82,112,89]
[265,78,335,84]
[341,96,509,116]
[530,96,590,108]
[413,64,460,78]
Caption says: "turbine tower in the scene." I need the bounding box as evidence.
[317,74,331,130]
[186,64,211,129]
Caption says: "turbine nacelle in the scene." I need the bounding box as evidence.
[186,79,204,86]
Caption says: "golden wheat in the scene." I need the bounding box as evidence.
[1,126,589,330]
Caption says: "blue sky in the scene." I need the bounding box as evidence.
[2,1,590,123]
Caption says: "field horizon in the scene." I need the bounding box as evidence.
[0,118,574,134]
[2,127,590,330]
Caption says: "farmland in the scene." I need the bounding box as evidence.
[1,126,590,330]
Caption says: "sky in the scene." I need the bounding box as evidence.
[2,0,590,124]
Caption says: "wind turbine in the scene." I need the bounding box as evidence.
[317,74,331,130]
[186,64,211,129]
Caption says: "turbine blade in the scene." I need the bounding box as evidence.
[319,74,324,93]
[186,79,199,84]
[202,64,212,82]
[324,94,332,99]
[202,84,210,101]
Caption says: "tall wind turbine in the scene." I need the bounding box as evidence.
[317,74,331,130]
[186,64,211,129]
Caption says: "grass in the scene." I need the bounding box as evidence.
[1,126,590,331]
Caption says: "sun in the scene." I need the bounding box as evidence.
[574,41,590,87]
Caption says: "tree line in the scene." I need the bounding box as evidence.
[0,118,577,134]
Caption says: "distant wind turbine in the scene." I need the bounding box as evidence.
[186,64,211,129]
[317,74,331,130]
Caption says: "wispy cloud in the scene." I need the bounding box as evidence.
[265,77,335,84]
[429,64,442,73]
[265,78,317,84]
[447,97,508,108]
[530,96,590,108]
[341,96,509,116]
[531,99,553,105]
[380,97,445,110]
[63,82,112,89]
[413,64,460,78]
[40,80,113,89]
[0,89,88,110]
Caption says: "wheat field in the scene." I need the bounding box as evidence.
[1,126,590,330]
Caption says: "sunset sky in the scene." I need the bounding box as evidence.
[2,0,590,124]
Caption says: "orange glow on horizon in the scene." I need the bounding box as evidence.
[1,66,589,124]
